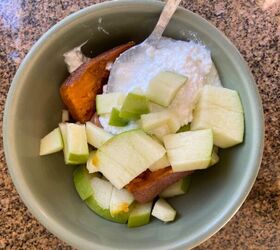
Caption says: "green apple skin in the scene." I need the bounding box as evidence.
[73,166,93,200]
[119,93,150,120]
[110,187,134,221]
[66,123,89,164]
[127,202,153,228]
[109,108,129,127]
[59,123,80,165]
[85,196,128,224]
[84,177,129,224]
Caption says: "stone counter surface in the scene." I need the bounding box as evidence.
[0,0,279,249]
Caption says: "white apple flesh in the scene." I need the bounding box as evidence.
[163,129,213,172]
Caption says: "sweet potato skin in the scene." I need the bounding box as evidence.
[60,42,135,123]
[126,167,192,203]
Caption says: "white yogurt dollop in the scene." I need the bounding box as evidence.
[100,37,222,134]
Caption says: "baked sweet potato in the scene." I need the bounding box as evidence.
[126,167,192,203]
[60,42,135,123]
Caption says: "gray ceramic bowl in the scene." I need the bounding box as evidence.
[3,1,264,249]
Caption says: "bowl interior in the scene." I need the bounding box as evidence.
[4,1,263,250]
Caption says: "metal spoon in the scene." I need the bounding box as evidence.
[107,0,182,92]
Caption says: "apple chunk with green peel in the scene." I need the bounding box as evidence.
[110,187,134,222]
[147,71,187,107]
[128,202,153,228]
[40,128,63,156]
[160,176,191,198]
[163,129,213,172]
[59,123,88,165]
[196,85,243,112]
[94,130,166,189]
[59,123,79,164]
[85,177,128,223]
[140,110,180,133]
[152,198,176,222]
[73,165,100,200]
[85,121,113,148]
[65,123,89,163]
[96,92,125,115]
[191,105,244,148]
[119,93,150,120]
[191,85,244,148]
[109,108,129,127]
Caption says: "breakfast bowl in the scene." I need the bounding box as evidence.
[3,0,264,249]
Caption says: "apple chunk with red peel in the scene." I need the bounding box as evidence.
[93,130,166,189]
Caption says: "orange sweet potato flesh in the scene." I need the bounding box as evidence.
[60,42,135,123]
[126,167,192,203]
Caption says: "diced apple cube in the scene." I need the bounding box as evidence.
[128,202,153,228]
[96,92,125,115]
[160,176,191,198]
[197,85,243,113]
[65,123,89,163]
[109,108,129,127]
[110,187,134,219]
[191,105,244,148]
[119,93,150,120]
[152,198,176,222]
[163,129,213,172]
[149,154,170,172]
[147,71,187,107]
[95,130,166,189]
[59,123,79,164]
[140,110,180,132]
[40,128,63,156]
[86,122,113,148]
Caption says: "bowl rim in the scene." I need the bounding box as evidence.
[3,0,264,249]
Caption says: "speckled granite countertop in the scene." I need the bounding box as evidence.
[0,0,279,249]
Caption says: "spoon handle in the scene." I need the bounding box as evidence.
[146,0,182,44]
